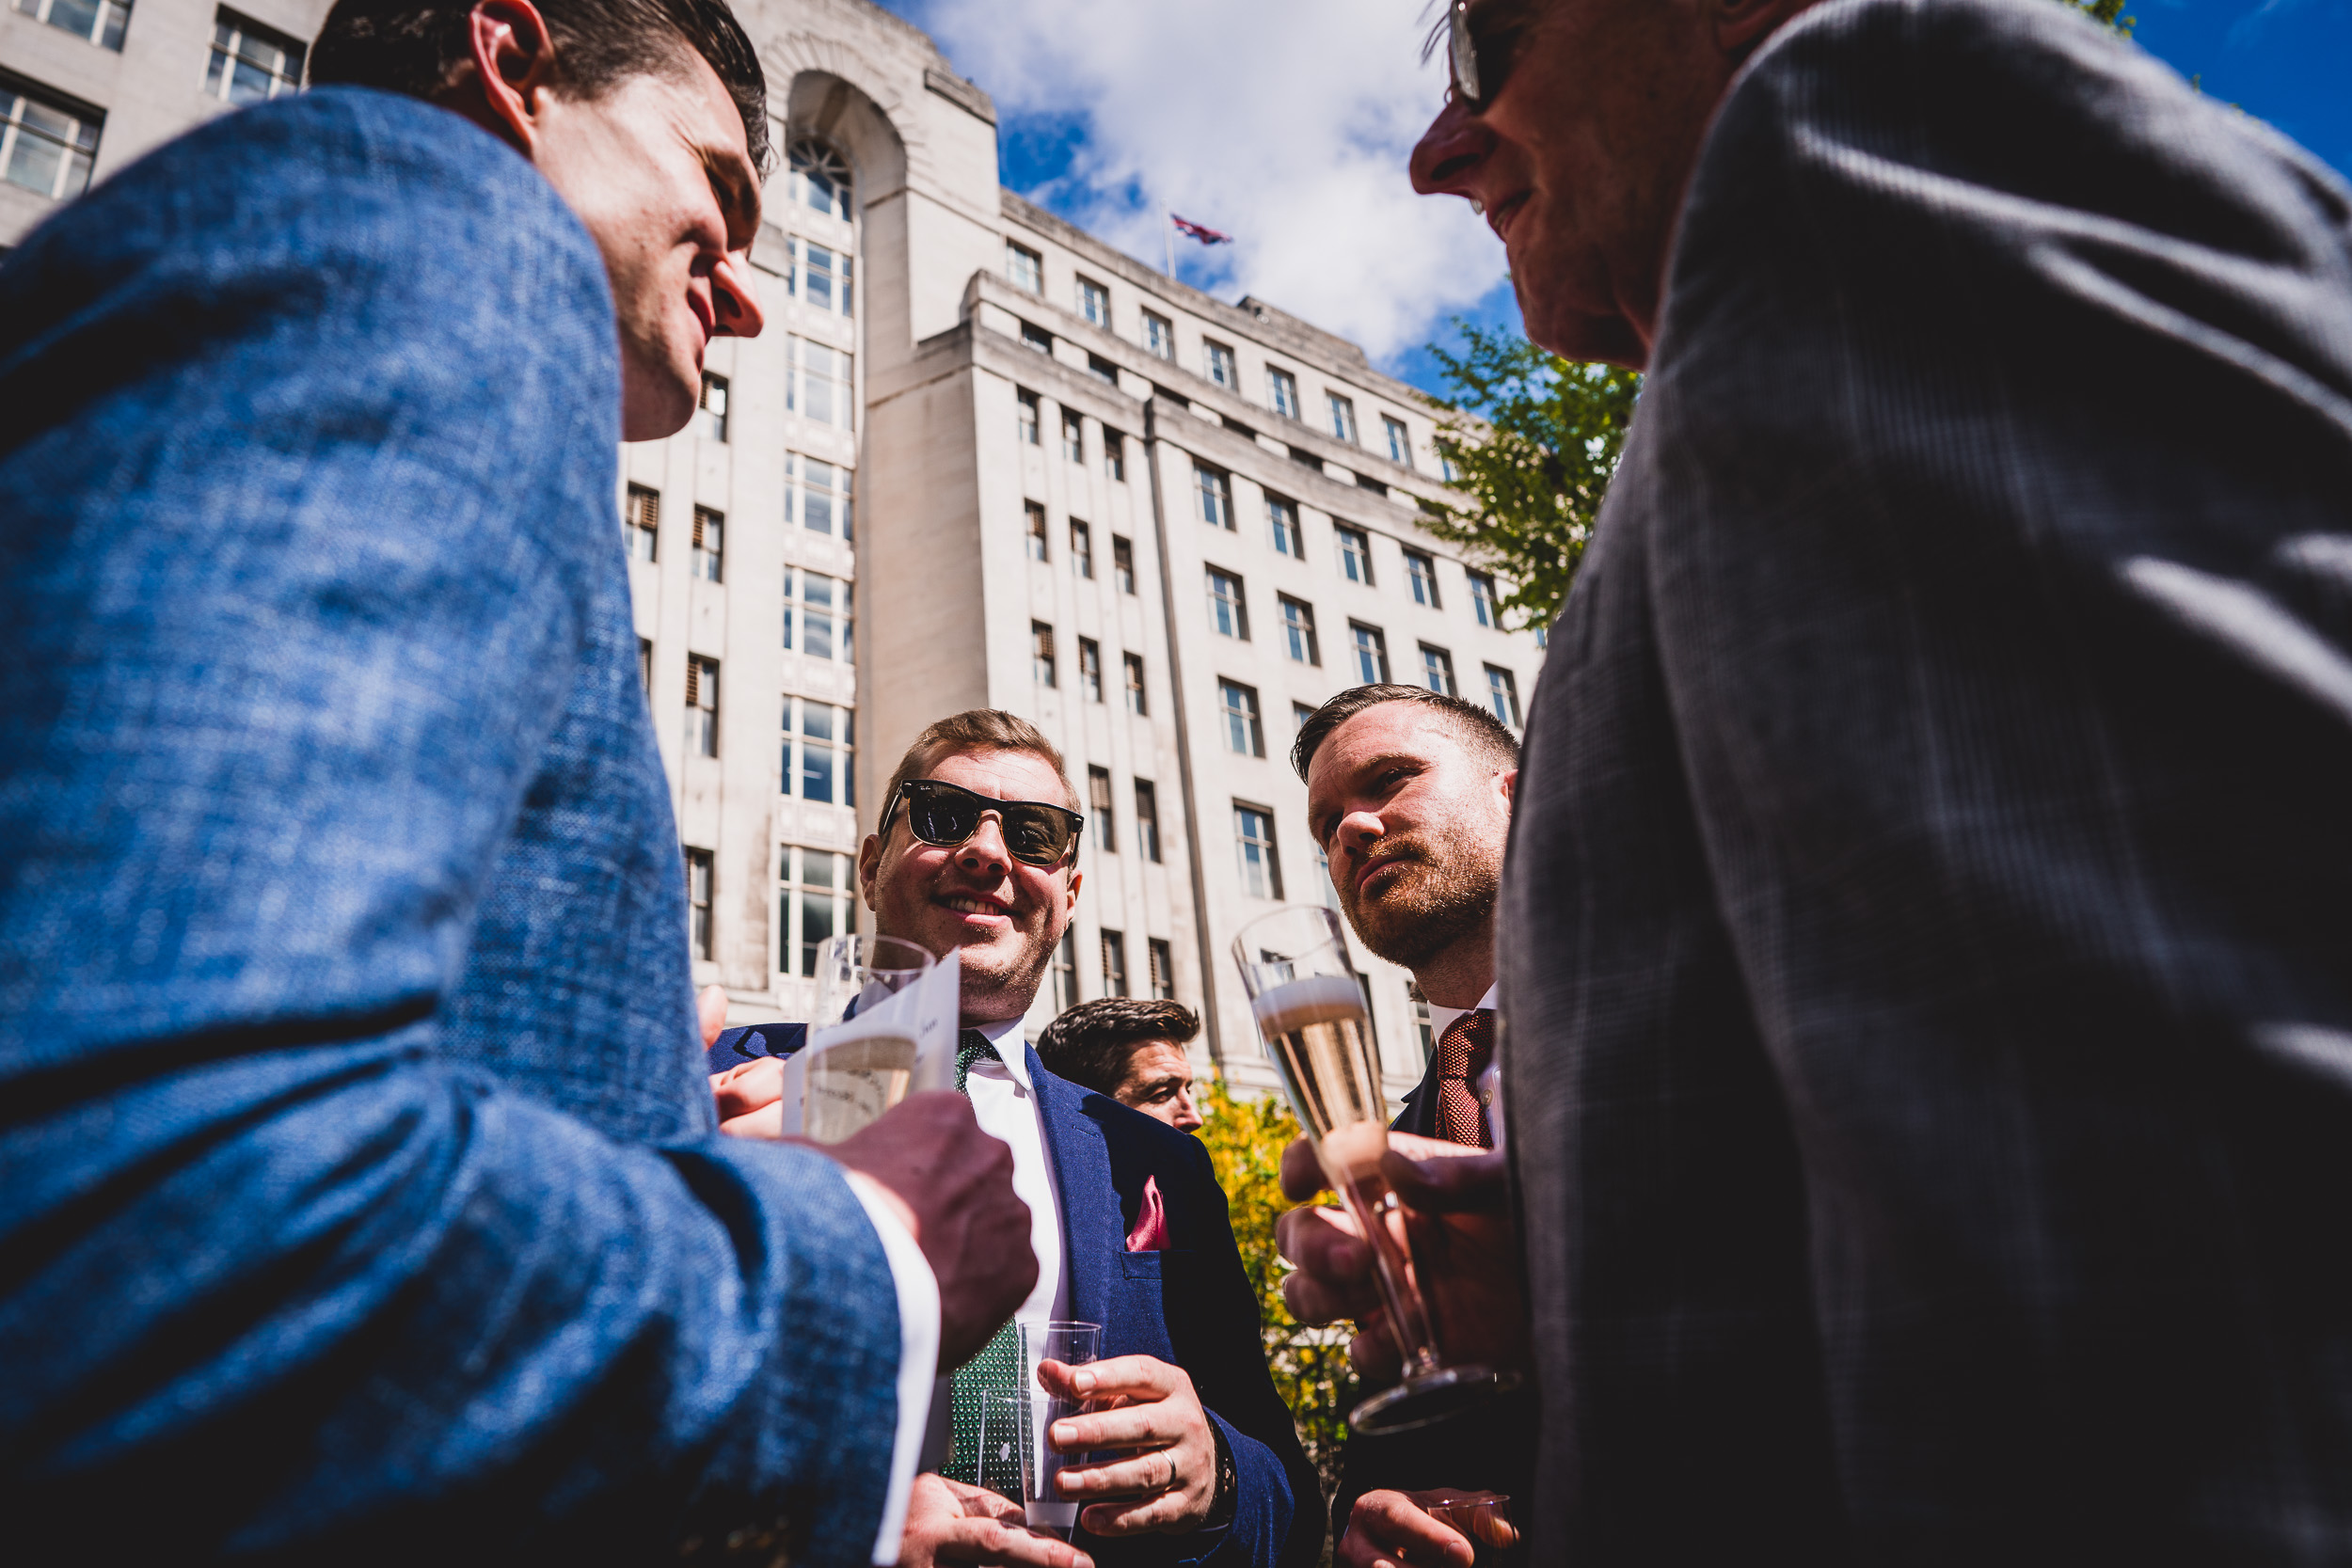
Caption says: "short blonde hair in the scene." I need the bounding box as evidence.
[881,709,1080,815]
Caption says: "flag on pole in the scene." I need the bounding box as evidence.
[1170,214,1233,245]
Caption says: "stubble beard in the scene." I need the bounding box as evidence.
[1339,829,1501,974]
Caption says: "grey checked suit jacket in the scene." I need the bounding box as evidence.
[1500,0,2352,1560]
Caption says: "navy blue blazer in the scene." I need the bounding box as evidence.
[712,1026,1325,1567]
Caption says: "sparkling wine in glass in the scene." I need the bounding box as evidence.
[1232,903,1514,1434]
[803,934,930,1143]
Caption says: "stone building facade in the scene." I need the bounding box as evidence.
[1,0,1546,1100]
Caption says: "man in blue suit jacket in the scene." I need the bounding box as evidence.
[0,0,1034,1558]
[711,711,1323,1568]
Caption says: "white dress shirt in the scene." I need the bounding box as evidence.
[1425,982,1501,1045]
[963,1015,1073,1330]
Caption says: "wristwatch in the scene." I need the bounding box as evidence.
[1204,1421,1238,1528]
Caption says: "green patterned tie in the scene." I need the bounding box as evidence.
[944,1029,1025,1488]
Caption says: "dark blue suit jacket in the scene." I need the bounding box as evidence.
[713,1026,1325,1567]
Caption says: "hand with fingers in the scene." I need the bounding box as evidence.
[899,1473,1094,1568]
[1036,1355,1220,1536]
[1341,1489,1516,1568]
[711,1053,787,1137]
[1272,1132,1528,1384]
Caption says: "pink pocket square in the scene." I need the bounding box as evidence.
[1124,1174,1169,1253]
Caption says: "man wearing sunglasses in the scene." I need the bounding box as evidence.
[1275,0,2352,1560]
[711,710,1321,1568]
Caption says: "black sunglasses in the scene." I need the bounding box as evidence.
[1445,0,1526,111]
[880,777,1084,869]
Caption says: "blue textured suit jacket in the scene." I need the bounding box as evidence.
[713,1026,1324,1567]
[0,90,903,1560]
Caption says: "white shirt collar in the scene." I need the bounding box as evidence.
[969,1013,1032,1092]
[1425,983,1501,1048]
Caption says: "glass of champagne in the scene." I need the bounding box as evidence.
[1020,1320,1101,1536]
[1232,903,1513,1434]
[802,933,931,1144]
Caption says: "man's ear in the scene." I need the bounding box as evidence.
[1063,869,1084,913]
[1498,767,1518,814]
[1708,0,1812,57]
[449,0,562,155]
[856,834,882,911]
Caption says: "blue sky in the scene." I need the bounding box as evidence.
[877,0,2350,403]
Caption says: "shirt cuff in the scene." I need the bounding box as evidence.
[843,1173,941,1565]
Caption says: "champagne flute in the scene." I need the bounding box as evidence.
[1232,903,1514,1433]
[802,933,931,1143]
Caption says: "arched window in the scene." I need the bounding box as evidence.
[787,138,852,217]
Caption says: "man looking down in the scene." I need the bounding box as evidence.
[1036,1000,1208,1134]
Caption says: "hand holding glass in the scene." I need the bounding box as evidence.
[803,933,931,1143]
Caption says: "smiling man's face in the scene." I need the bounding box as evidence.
[859,747,1083,1026]
[1306,703,1514,980]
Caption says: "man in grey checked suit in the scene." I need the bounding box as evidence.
[1283,0,2352,1560]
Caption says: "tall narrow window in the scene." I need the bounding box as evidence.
[1149,938,1175,1000]
[1032,622,1057,688]
[1196,465,1233,529]
[639,638,653,693]
[1327,392,1359,445]
[1071,519,1094,578]
[685,847,715,958]
[1406,550,1440,608]
[1206,568,1249,640]
[1078,276,1109,326]
[698,373,729,442]
[1104,429,1127,483]
[787,137,851,216]
[1025,500,1049,562]
[787,337,853,428]
[786,453,853,541]
[780,700,850,802]
[1123,653,1148,716]
[1101,929,1130,997]
[1279,595,1320,666]
[0,84,100,201]
[1113,535,1136,594]
[23,0,131,50]
[1313,845,1345,917]
[1017,388,1041,445]
[206,9,305,98]
[1053,931,1078,1011]
[1062,410,1084,463]
[1350,623,1390,685]
[790,236,854,316]
[685,657,719,757]
[1338,526,1374,585]
[782,847,857,977]
[1089,767,1116,853]
[782,569,845,662]
[1294,701,1318,735]
[1202,340,1236,389]
[1485,664,1523,726]
[1384,416,1413,467]
[1235,805,1283,900]
[1135,780,1162,862]
[1219,680,1265,758]
[1413,990,1435,1059]
[625,483,660,562]
[1268,367,1300,420]
[1079,637,1104,702]
[1468,570,1500,628]
[1143,310,1174,360]
[1007,241,1043,293]
[691,505,723,582]
[1419,643,1458,697]
[1267,496,1302,560]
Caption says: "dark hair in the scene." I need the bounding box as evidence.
[310,0,771,172]
[881,709,1080,816]
[1291,684,1520,782]
[1036,999,1200,1098]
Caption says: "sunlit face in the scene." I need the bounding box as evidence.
[531,55,765,438]
[859,748,1083,1026]
[1306,704,1514,974]
[1113,1041,1203,1133]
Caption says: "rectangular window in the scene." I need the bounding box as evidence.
[1078,276,1109,326]
[1219,679,1264,758]
[1062,410,1084,462]
[0,83,99,202]
[698,372,729,442]
[691,505,723,582]
[1195,464,1233,530]
[1235,804,1283,900]
[786,452,853,541]
[1079,636,1104,702]
[1294,700,1317,734]
[1070,519,1094,578]
[1206,567,1249,640]
[1419,642,1458,697]
[1468,570,1499,628]
[625,483,660,562]
[782,847,858,977]
[1025,500,1048,562]
[782,568,847,662]
[1338,526,1374,585]
[1053,930,1078,1011]
[206,9,305,98]
[1384,415,1413,467]
[1017,388,1041,445]
[1350,622,1390,685]
[686,656,719,757]
[1414,991,1435,1059]
[1104,429,1126,483]
[1312,844,1345,917]
[1113,535,1136,594]
[788,144,850,215]
[1007,241,1043,293]
[780,699,851,803]
[789,236,854,316]
[1327,392,1358,445]
[1268,367,1299,420]
[1485,663,1523,727]
[1032,621,1057,688]
[1123,652,1148,716]
[1149,938,1175,1001]
[1101,929,1129,998]
[1022,320,1053,355]
[787,337,853,428]
[685,847,715,958]
[1406,549,1440,609]
[1202,340,1235,389]
[1089,353,1120,386]
[1089,766,1116,853]
[1266,495,1302,560]
[1143,310,1174,360]
[1135,779,1162,862]
[1279,595,1320,666]
[19,0,130,50]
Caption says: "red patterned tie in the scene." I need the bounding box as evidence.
[1434,1008,1497,1148]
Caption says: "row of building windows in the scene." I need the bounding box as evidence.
[1023,501,1138,593]
[653,652,859,773]
[626,482,857,598]
[1196,464,1511,624]
[1199,568,1522,722]
[1013,387,1130,482]
[1047,928,1177,1011]
[1028,623,1151,715]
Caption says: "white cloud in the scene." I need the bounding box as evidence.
[888,0,1505,364]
